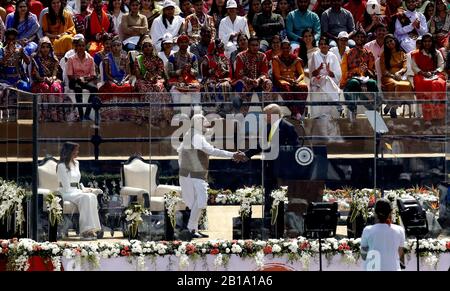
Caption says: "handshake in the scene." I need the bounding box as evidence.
[232,151,249,163]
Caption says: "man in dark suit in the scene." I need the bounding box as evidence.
[244,104,300,238]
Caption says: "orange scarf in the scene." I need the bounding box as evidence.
[90,10,110,35]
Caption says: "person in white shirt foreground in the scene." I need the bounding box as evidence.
[361,199,406,271]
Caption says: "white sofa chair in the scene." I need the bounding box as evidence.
[38,156,103,237]
[120,155,185,212]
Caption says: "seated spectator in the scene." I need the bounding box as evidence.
[275,0,291,23]
[229,32,248,77]
[343,0,366,25]
[209,0,227,31]
[158,33,175,77]
[298,28,319,71]
[167,34,201,110]
[320,0,355,46]
[385,0,404,33]
[108,0,127,35]
[66,35,98,121]
[31,37,67,122]
[411,33,446,121]
[313,0,331,18]
[73,0,91,36]
[265,34,282,69]
[184,0,216,44]
[5,0,40,56]
[93,37,112,69]
[0,5,6,23]
[201,38,232,104]
[340,30,378,119]
[309,35,342,121]
[253,0,284,52]
[179,0,194,18]
[273,39,308,120]
[330,30,349,62]
[286,0,321,51]
[41,0,76,58]
[362,0,388,38]
[394,0,428,53]
[423,1,434,22]
[379,34,413,118]
[429,0,450,49]
[150,0,184,52]
[121,0,149,51]
[234,36,272,112]
[190,26,213,65]
[364,23,387,60]
[135,36,173,125]
[246,0,261,35]
[98,36,134,121]
[85,0,115,57]
[219,0,250,58]
[140,0,161,29]
[0,28,31,91]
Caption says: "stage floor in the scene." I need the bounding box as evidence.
[58,205,348,243]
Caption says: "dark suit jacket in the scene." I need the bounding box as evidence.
[245,118,300,159]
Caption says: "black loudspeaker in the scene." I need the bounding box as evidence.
[396,199,428,237]
[304,202,339,238]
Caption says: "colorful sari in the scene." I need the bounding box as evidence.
[30,42,71,122]
[99,52,135,122]
[5,12,40,56]
[0,43,30,91]
[134,54,173,125]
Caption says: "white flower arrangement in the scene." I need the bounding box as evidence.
[270,186,288,225]
[1,237,449,271]
[164,191,183,229]
[45,192,63,227]
[0,179,28,235]
[237,186,263,219]
[124,203,150,238]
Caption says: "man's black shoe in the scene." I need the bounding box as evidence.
[197,231,209,238]
[190,230,203,239]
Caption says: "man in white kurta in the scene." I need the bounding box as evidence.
[178,114,245,238]
[151,0,184,52]
[57,160,102,238]
[394,0,428,53]
[218,0,250,58]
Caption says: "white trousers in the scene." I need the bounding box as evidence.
[63,191,101,234]
[179,175,208,231]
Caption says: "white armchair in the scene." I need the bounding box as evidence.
[120,155,185,212]
[37,157,79,215]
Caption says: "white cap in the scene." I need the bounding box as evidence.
[162,32,174,44]
[366,0,381,15]
[163,0,176,9]
[337,31,349,39]
[73,34,85,41]
[226,0,238,9]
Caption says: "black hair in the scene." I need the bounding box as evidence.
[298,28,316,67]
[383,34,401,70]
[374,199,392,223]
[422,33,438,68]
[47,0,66,26]
[13,0,30,32]
[108,0,127,13]
[209,0,227,17]
[58,141,80,172]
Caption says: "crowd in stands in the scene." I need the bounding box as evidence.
[0,0,449,124]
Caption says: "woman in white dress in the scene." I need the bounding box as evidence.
[309,36,342,141]
[56,142,102,240]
